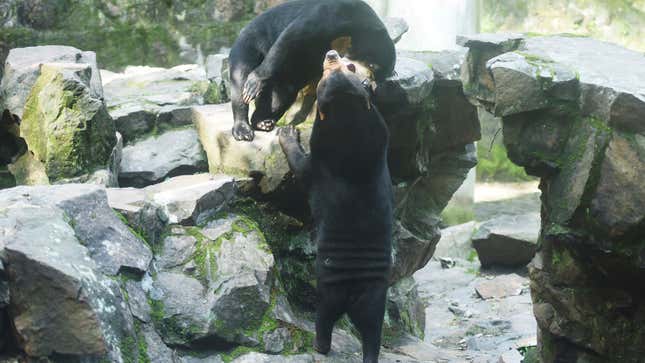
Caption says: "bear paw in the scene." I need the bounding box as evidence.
[232,121,255,141]
[253,119,276,132]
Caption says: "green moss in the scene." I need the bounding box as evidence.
[221,346,255,363]
[467,249,478,263]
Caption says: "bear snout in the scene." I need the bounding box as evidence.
[326,50,340,61]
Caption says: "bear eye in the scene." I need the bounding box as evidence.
[347,64,356,73]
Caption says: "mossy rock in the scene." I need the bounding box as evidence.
[20,63,116,182]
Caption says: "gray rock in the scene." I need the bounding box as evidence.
[2,205,133,360]
[0,184,152,275]
[142,324,176,363]
[263,327,291,353]
[520,36,645,134]
[118,127,208,188]
[143,173,238,225]
[156,233,198,271]
[498,349,523,363]
[150,214,276,347]
[107,174,242,244]
[545,119,608,224]
[399,49,466,82]
[125,280,151,323]
[487,52,578,116]
[475,274,527,300]
[102,64,207,143]
[377,57,434,108]
[0,45,102,120]
[384,277,426,339]
[472,213,540,268]
[590,133,645,238]
[384,17,409,44]
[456,33,525,51]
[434,222,477,260]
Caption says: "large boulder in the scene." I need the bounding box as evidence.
[17,62,117,184]
[0,45,102,120]
[0,184,152,276]
[472,213,540,268]
[0,196,136,361]
[460,34,645,362]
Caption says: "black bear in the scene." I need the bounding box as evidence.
[278,50,393,363]
[229,0,395,141]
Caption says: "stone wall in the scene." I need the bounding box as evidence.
[460,33,645,363]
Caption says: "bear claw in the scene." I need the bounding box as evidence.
[242,73,263,104]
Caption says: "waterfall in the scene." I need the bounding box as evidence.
[365,0,480,51]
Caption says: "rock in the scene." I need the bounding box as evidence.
[102,64,207,144]
[544,118,610,224]
[214,0,248,22]
[398,49,466,83]
[384,277,426,340]
[475,274,527,300]
[376,57,434,111]
[487,52,578,116]
[457,33,525,51]
[263,327,291,353]
[232,353,314,363]
[0,184,152,275]
[0,45,102,120]
[19,63,117,183]
[107,174,242,244]
[590,133,645,238]
[2,204,133,360]
[192,104,297,194]
[205,53,230,104]
[472,213,540,268]
[383,17,409,44]
[118,127,208,187]
[142,324,176,363]
[150,214,276,347]
[434,222,477,260]
[125,280,151,323]
[498,349,523,363]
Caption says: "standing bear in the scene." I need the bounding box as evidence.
[278,50,393,363]
[229,0,395,141]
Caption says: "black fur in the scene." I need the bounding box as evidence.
[230,0,395,141]
[278,69,393,363]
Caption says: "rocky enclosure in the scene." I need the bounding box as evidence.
[0,37,479,362]
[460,33,645,362]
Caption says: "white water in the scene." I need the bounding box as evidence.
[365,0,480,51]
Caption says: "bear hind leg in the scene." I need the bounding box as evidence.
[315,283,347,355]
[347,282,388,363]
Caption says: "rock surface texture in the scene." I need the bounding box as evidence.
[460,34,645,362]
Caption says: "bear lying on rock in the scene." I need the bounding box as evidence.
[229,0,395,141]
[278,50,393,363]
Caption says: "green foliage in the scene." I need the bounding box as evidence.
[440,206,475,227]
[477,143,535,182]
[0,1,254,71]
